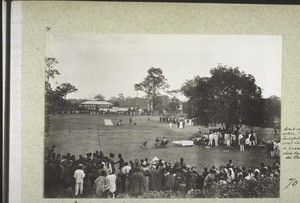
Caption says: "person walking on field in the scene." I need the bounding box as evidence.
[74,164,85,197]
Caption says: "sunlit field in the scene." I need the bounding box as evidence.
[46,114,277,171]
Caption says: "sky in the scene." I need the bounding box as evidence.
[46,34,282,101]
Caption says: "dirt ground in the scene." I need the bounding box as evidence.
[46,114,277,171]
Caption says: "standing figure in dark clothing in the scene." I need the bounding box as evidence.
[115,153,124,173]
[161,137,167,148]
[150,165,163,191]
[109,153,116,173]
[155,138,160,149]
[180,158,185,168]
[155,137,159,149]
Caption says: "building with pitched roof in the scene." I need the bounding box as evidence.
[79,100,113,112]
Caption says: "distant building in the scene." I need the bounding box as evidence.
[79,101,113,111]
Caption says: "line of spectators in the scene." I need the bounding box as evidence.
[45,145,280,198]
[160,116,194,128]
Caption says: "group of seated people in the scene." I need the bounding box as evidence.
[44,145,280,198]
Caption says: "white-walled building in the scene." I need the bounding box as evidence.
[79,101,113,111]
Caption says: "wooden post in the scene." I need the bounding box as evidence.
[97,120,101,151]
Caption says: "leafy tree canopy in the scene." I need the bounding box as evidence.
[94,94,105,101]
[55,83,78,100]
[181,65,265,130]
[135,67,170,111]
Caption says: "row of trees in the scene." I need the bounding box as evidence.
[134,65,280,130]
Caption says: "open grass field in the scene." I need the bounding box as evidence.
[46,114,277,171]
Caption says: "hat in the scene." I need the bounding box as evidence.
[152,157,159,162]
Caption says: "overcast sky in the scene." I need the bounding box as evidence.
[46,34,281,100]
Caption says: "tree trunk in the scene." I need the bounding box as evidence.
[147,94,151,112]
[151,95,154,113]
[235,124,243,132]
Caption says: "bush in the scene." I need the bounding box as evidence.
[115,179,279,199]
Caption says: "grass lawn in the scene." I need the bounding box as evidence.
[46,114,277,171]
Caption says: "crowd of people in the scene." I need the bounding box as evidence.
[193,128,280,157]
[160,116,193,129]
[45,145,280,198]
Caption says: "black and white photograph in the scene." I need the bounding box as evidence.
[43,34,281,198]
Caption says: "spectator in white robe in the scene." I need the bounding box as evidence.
[253,132,258,145]
[238,133,243,145]
[245,137,251,148]
[107,169,117,198]
[226,134,231,147]
[227,168,235,183]
[213,133,219,147]
[274,141,280,157]
[224,133,229,145]
[245,169,255,181]
[74,164,86,196]
[270,141,275,158]
[169,122,173,129]
[248,133,252,139]
[208,133,214,146]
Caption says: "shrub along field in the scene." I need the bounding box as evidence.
[46,114,277,171]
